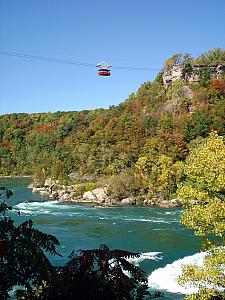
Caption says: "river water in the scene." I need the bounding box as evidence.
[1,178,204,299]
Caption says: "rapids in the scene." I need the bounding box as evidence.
[1,177,205,299]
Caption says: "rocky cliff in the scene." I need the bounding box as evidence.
[163,63,225,87]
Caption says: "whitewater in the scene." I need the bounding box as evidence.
[2,178,205,299]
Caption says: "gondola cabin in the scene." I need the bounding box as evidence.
[97,61,111,76]
[98,69,111,76]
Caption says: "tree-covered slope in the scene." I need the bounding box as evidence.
[0,49,225,199]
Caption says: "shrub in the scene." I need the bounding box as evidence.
[73,182,96,197]
[107,169,139,200]
[84,181,96,191]
[33,169,46,187]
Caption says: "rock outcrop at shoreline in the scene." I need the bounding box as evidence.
[31,178,182,208]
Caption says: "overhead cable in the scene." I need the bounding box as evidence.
[0,50,160,71]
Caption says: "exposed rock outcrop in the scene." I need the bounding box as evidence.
[163,63,225,88]
[92,188,108,203]
[31,178,182,208]
[119,197,132,205]
[155,198,182,208]
[83,191,97,202]
[162,85,194,114]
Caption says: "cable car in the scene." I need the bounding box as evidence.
[97,61,111,76]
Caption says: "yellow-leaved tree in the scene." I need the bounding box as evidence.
[177,131,225,299]
[135,154,182,199]
[135,136,184,199]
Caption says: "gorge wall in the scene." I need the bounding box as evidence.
[163,63,225,88]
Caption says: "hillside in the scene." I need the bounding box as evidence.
[0,48,225,201]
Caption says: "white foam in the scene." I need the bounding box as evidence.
[15,201,60,215]
[127,252,162,266]
[148,252,206,294]
[165,211,179,215]
[122,217,174,224]
[16,200,58,209]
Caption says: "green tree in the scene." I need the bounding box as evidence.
[177,131,225,299]
[194,48,225,64]
[107,169,139,200]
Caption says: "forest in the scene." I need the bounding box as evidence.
[0,48,225,299]
[0,48,225,202]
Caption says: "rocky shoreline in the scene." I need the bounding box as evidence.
[30,178,182,208]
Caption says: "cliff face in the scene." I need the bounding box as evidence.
[163,63,225,87]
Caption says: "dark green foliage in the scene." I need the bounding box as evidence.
[0,219,61,299]
[194,48,225,64]
[180,113,214,141]
[196,66,214,87]
[39,245,149,300]
[0,188,61,299]
[0,186,13,199]
[182,63,193,79]
[0,187,13,213]
[212,97,225,135]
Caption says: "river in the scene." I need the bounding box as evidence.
[1,177,204,299]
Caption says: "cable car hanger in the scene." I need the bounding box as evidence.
[96,61,111,76]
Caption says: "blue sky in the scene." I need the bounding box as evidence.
[0,0,225,115]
